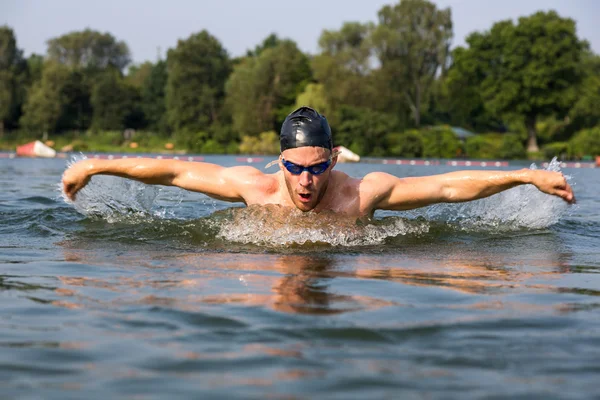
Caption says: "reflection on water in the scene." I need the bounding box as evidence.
[51,231,577,316]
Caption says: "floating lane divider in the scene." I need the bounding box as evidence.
[235,157,264,163]
[381,159,441,166]
[0,152,597,168]
[446,160,509,167]
[80,154,205,162]
[542,161,596,169]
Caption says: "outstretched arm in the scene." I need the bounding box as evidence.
[366,169,575,211]
[62,158,262,202]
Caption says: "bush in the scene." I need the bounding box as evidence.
[542,142,569,160]
[499,133,526,159]
[568,127,600,159]
[465,134,503,159]
[385,130,423,157]
[200,139,227,154]
[422,127,461,158]
[239,131,279,155]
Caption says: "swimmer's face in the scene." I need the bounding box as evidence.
[280,146,336,212]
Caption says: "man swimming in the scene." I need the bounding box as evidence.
[62,107,575,216]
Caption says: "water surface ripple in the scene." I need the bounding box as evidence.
[0,156,599,399]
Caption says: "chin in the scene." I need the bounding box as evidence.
[295,201,316,212]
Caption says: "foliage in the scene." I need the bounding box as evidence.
[0,26,27,134]
[385,130,424,157]
[371,0,452,126]
[20,62,70,133]
[239,131,279,155]
[47,29,131,71]
[91,68,142,131]
[568,53,600,133]
[226,39,311,136]
[295,83,331,117]
[568,127,600,159]
[465,134,504,159]
[2,5,599,159]
[335,106,398,156]
[140,60,168,132]
[542,142,569,160]
[312,22,375,117]
[450,11,586,152]
[166,30,231,133]
[421,127,461,158]
[499,133,526,160]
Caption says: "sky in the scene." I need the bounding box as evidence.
[3,0,599,65]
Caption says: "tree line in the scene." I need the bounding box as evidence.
[1,0,599,159]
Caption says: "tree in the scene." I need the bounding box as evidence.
[90,68,138,131]
[451,11,586,152]
[0,26,26,135]
[246,33,281,57]
[568,52,600,133]
[166,30,230,133]
[226,39,311,136]
[20,62,70,133]
[371,0,452,127]
[335,106,399,156]
[311,22,375,115]
[295,83,331,117]
[126,62,153,88]
[141,60,168,132]
[47,29,131,71]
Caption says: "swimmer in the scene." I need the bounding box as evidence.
[62,107,575,216]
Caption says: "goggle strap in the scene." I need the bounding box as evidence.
[264,150,340,169]
[264,159,279,169]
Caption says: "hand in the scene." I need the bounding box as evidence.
[530,170,575,204]
[62,159,94,201]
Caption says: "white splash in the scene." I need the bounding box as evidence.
[214,205,430,247]
[60,156,574,244]
[60,155,160,223]
[412,157,574,230]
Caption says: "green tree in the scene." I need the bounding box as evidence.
[226,39,311,136]
[452,11,586,152]
[371,0,452,127]
[246,33,281,57]
[141,60,168,132]
[0,26,26,135]
[91,68,140,131]
[568,52,600,132]
[20,62,70,133]
[166,30,230,133]
[295,83,331,117]
[47,29,131,71]
[441,47,502,132]
[126,61,153,88]
[335,106,398,156]
[312,22,375,114]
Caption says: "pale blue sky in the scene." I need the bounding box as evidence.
[3,0,599,64]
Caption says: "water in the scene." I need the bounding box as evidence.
[1,155,599,399]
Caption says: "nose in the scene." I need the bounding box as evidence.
[299,170,312,187]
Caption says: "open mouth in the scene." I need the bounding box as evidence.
[298,193,312,202]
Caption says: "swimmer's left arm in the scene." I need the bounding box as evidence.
[367,169,575,211]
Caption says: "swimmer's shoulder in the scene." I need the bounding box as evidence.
[222,165,279,196]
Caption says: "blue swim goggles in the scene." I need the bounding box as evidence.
[281,158,331,175]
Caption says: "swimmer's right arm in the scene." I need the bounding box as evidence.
[62,158,258,202]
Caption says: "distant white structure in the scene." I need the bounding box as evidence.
[334,145,360,163]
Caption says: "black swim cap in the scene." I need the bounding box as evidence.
[280,107,332,152]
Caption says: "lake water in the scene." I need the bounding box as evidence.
[1,155,599,399]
